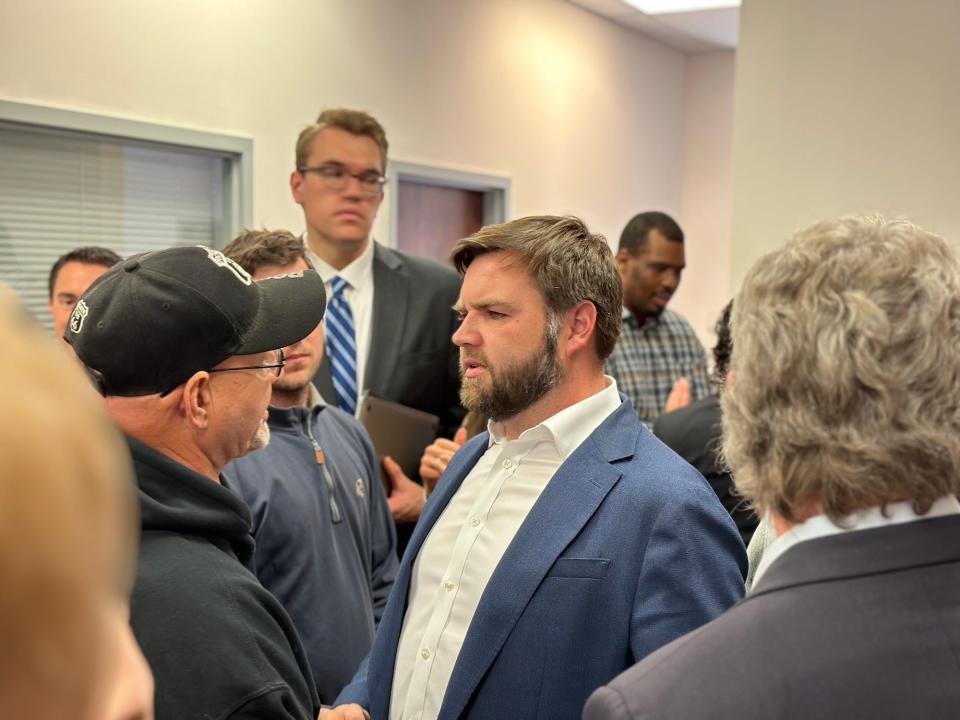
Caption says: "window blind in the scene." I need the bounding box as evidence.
[0,122,231,329]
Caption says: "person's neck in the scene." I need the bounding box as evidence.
[772,495,823,536]
[498,369,607,441]
[627,305,651,326]
[305,228,369,271]
[270,384,312,410]
[131,430,221,484]
[107,398,222,484]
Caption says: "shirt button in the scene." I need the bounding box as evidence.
[502,458,513,469]
[421,648,431,660]
[444,580,455,592]
[471,517,481,527]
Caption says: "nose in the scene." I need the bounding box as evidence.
[452,312,475,349]
[341,174,366,199]
[662,269,681,292]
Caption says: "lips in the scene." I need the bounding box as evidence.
[284,353,309,367]
[461,356,487,379]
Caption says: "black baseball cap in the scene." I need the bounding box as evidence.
[67,245,327,396]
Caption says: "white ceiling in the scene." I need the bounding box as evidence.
[570,0,739,54]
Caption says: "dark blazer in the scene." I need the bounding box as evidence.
[653,394,758,544]
[336,399,747,720]
[313,242,464,438]
[584,515,960,720]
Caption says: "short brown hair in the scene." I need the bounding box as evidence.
[722,215,960,524]
[223,229,312,275]
[451,216,622,361]
[295,108,389,171]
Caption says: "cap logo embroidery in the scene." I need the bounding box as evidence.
[69,299,89,334]
[202,247,252,286]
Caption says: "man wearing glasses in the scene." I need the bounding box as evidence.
[291,109,463,551]
[222,229,399,706]
[68,246,326,720]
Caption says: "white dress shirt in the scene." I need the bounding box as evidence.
[304,239,375,411]
[389,378,622,720]
[752,494,960,587]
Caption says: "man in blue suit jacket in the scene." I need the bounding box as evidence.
[324,216,746,720]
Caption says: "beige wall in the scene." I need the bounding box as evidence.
[0,0,690,248]
[0,0,739,350]
[731,0,960,286]
[672,50,736,348]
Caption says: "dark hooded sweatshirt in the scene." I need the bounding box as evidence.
[127,436,320,720]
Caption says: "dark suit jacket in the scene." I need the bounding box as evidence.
[653,394,758,544]
[337,399,747,720]
[313,242,464,438]
[584,515,960,720]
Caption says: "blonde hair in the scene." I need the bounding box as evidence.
[722,216,960,524]
[0,287,139,718]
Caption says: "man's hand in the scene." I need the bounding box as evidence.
[383,455,425,524]
[419,427,468,495]
[318,704,370,720]
[664,377,692,414]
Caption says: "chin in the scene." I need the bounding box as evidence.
[247,420,271,453]
[327,228,370,244]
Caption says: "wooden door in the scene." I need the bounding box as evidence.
[396,180,485,264]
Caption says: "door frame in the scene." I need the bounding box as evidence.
[377,160,511,249]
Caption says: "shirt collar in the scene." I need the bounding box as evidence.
[268,384,327,415]
[303,236,375,291]
[306,383,328,410]
[752,494,960,587]
[622,305,661,330]
[486,376,622,460]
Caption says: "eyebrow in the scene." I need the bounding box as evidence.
[452,299,514,314]
[316,159,383,175]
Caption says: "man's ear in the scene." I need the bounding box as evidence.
[564,300,598,358]
[290,170,304,205]
[615,248,631,278]
[180,372,212,430]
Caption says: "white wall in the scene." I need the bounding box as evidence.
[672,50,736,348]
[731,0,960,286]
[0,0,690,250]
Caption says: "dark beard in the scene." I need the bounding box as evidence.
[459,330,563,422]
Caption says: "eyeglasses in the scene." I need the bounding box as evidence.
[208,348,285,379]
[297,163,386,196]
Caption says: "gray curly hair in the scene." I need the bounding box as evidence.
[722,215,960,524]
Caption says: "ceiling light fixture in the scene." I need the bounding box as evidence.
[624,0,740,14]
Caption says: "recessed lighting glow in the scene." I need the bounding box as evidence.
[624,0,740,14]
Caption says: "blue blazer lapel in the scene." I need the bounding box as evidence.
[366,435,489,720]
[438,402,639,720]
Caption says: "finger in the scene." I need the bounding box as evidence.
[419,461,439,482]
[454,427,469,446]
[429,439,461,454]
[382,456,406,485]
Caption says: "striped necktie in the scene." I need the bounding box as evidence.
[325,276,358,415]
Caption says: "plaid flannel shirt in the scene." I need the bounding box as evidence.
[606,308,713,427]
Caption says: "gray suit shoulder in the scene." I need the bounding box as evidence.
[374,242,461,293]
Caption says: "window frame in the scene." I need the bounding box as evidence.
[0,99,253,239]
